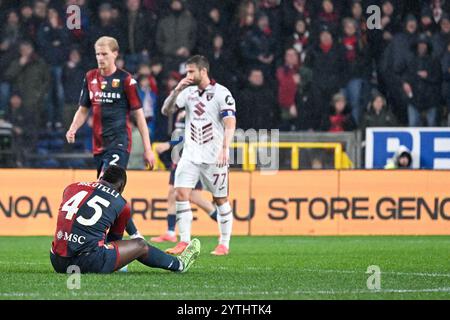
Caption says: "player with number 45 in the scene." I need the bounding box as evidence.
[50,165,201,274]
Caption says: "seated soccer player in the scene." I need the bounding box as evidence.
[49,165,200,273]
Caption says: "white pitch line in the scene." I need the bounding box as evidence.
[300,268,450,278]
[2,288,450,298]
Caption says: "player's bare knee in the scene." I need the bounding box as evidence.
[213,197,228,206]
[175,188,190,202]
[136,239,148,255]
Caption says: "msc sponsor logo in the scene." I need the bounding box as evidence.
[57,231,86,244]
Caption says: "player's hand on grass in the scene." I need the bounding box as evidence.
[66,129,76,143]
[144,149,156,170]
[217,147,229,168]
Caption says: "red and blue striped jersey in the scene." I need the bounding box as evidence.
[79,68,141,155]
[51,181,130,257]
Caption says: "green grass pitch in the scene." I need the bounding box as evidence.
[0,236,449,300]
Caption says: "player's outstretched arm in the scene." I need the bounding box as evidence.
[66,106,89,143]
[131,108,155,170]
[161,77,193,116]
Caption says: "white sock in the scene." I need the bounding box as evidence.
[167,230,175,237]
[217,202,233,248]
[176,201,192,243]
[130,231,144,240]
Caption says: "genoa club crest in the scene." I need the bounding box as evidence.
[112,79,120,88]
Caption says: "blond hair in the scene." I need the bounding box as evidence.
[95,36,119,52]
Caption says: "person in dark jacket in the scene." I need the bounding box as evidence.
[0,10,24,114]
[341,17,371,126]
[441,40,450,125]
[155,0,197,72]
[239,12,277,78]
[361,93,398,138]
[402,34,442,127]
[431,13,450,59]
[62,47,85,129]
[320,93,356,132]
[85,3,126,69]
[4,93,30,167]
[380,14,419,125]
[203,33,238,94]
[121,0,157,74]
[237,68,277,130]
[305,27,346,130]
[37,7,70,128]
[4,40,50,131]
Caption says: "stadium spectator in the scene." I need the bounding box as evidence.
[402,34,441,127]
[18,3,35,42]
[137,74,157,141]
[305,27,346,130]
[360,93,398,137]
[240,12,277,78]
[380,14,419,125]
[294,60,313,130]
[154,71,182,140]
[27,0,48,43]
[320,93,356,132]
[238,68,277,130]
[349,0,367,44]
[63,0,91,46]
[155,0,197,72]
[341,17,371,126]
[4,93,28,167]
[384,145,412,169]
[86,3,126,68]
[369,0,401,93]
[121,0,157,74]
[196,4,227,55]
[37,7,70,129]
[0,10,24,115]
[259,0,283,49]
[441,40,450,125]
[233,0,257,40]
[285,16,311,62]
[431,13,450,59]
[62,47,85,129]
[203,33,238,93]
[281,0,313,36]
[424,0,450,25]
[314,0,340,38]
[4,40,50,131]
[419,6,439,36]
[276,48,300,131]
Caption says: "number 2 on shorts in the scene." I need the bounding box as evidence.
[109,154,120,166]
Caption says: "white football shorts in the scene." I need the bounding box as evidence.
[174,157,229,198]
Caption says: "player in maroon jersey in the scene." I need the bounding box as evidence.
[50,165,200,274]
[65,36,154,239]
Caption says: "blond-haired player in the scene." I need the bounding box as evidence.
[66,36,154,239]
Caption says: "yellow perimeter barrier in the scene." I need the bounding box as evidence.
[1,169,449,236]
[152,142,352,170]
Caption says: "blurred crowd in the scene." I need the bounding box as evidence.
[0,0,450,168]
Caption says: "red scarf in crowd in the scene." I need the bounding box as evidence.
[320,42,332,53]
[342,35,357,62]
